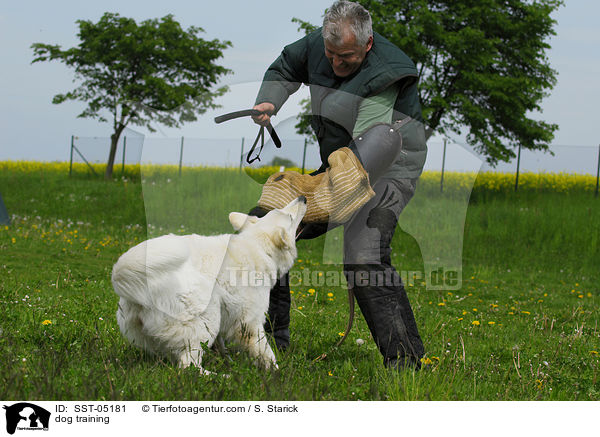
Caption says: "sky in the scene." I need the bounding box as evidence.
[1,0,599,174]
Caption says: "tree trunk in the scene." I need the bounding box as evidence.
[105,127,124,180]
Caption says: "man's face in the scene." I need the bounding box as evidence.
[324,28,373,78]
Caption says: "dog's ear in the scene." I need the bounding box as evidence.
[229,212,259,231]
[270,228,292,251]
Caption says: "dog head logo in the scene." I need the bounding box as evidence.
[3,403,50,435]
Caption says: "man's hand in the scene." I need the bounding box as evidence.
[252,102,275,126]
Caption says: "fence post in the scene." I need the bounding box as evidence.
[440,138,447,193]
[179,136,184,176]
[69,135,74,177]
[121,136,126,177]
[302,138,308,175]
[239,137,245,173]
[515,143,522,192]
[595,144,600,197]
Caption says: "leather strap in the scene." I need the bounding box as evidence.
[214,109,282,163]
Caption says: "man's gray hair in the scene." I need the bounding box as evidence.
[322,1,373,47]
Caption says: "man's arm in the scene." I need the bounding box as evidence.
[252,35,310,126]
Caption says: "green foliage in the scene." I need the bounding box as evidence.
[267,156,298,168]
[361,0,562,165]
[294,97,318,145]
[31,13,232,178]
[293,1,563,165]
[291,17,319,35]
[290,21,319,146]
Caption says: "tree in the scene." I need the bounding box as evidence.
[294,97,318,145]
[294,0,562,165]
[32,13,232,179]
[267,156,297,168]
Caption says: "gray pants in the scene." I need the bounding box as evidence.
[342,178,425,367]
[344,177,417,266]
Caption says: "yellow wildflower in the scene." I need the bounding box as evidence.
[42,320,52,326]
[327,292,334,297]
[472,320,480,326]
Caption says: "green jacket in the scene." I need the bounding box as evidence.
[256,28,427,179]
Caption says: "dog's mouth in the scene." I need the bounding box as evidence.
[292,197,307,223]
[281,196,308,239]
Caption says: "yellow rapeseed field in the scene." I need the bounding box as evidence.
[0,160,597,194]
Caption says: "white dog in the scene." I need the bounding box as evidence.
[112,197,307,374]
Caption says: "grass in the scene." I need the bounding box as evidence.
[0,162,598,401]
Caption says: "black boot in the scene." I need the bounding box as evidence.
[349,266,424,370]
[263,273,291,351]
[248,206,291,351]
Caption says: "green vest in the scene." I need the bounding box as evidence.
[256,29,427,179]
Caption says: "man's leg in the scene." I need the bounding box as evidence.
[265,273,292,351]
[248,206,291,350]
[248,206,330,351]
[343,178,425,369]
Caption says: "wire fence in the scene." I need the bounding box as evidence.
[69,133,600,196]
[69,132,321,174]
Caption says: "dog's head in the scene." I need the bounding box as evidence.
[229,196,307,253]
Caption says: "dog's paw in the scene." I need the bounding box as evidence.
[261,359,278,371]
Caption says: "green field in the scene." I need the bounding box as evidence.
[0,162,598,401]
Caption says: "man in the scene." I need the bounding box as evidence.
[251,0,427,369]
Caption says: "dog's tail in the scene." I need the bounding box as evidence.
[111,236,216,319]
[111,236,187,305]
[111,242,156,308]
